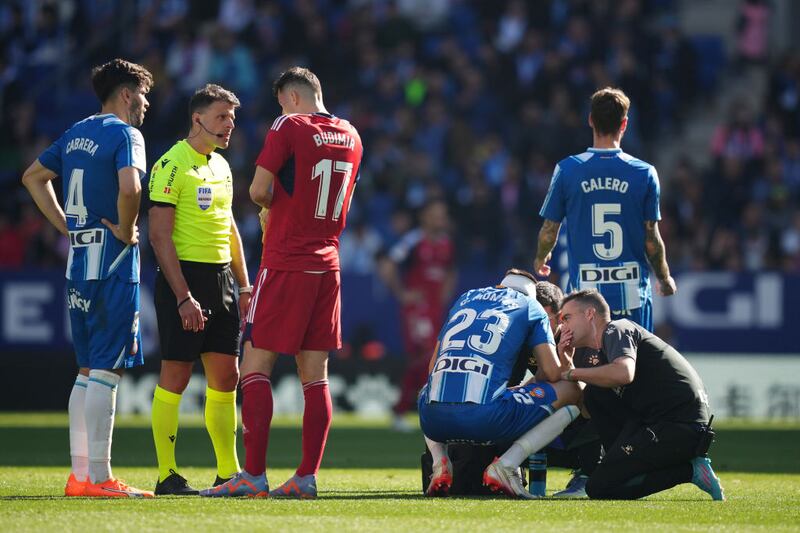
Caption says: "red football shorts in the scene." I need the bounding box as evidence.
[244,268,341,354]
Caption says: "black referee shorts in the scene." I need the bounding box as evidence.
[155,261,240,361]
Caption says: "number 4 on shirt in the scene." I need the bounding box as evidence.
[65,168,88,227]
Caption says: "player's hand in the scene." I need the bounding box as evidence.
[657,276,677,296]
[178,294,206,333]
[534,254,551,278]
[238,292,251,325]
[101,219,139,245]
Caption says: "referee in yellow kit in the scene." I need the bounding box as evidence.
[148,84,250,495]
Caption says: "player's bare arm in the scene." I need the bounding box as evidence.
[149,206,206,332]
[644,220,677,296]
[249,166,275,209]
[564,356,635,387]
[101,166,141,245]
[534,219,561,277]
[532,342,563,382]
[229,214,251,317]
[21,160,68,236]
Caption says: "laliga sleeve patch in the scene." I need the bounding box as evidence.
[197,185,213,210]
[530,387,546,398]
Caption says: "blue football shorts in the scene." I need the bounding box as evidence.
[418,382,558,445]
[67,277,143,369]
[611,298,653,332]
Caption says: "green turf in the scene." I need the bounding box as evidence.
[1,414,799,532]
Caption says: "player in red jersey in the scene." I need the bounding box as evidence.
[201,67,362,499]
[378,200,457,431]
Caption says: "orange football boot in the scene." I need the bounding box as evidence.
[64,473,87,497]
[84,478,154,498]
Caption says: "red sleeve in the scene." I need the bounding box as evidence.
[255,117,292,174]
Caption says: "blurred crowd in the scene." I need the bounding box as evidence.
[0,0,797,275]
[661,46,800,272]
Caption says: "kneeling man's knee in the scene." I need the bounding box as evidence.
[585,473,613,499]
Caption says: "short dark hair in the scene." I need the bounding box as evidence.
[535,281,564,311]
[91,59,153,104]
[590,87,630,136]
[189,84,240,117]
[561,289,611,319]
[272,66,322,97]
[504,268,537,282]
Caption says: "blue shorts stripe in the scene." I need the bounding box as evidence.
[74,380,88,389]
[88,377,117,390]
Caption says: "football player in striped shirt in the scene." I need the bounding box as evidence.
[22,59,154,498]
[418,269,581,498]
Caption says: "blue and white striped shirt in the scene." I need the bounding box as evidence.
[540,148,661,311]
[39,114,146,282]
[427,286,554,405]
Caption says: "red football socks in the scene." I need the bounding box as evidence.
[241,372,272,476]
[296,379,332,477]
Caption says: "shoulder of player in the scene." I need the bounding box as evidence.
[563,150,595,167]
[335,116,360,135]
[269,113,305,132]
[619,152,657,173]
[96,114,135,133]
[272,113,359,132]
[84,115,128,135]
[554,154,587,176]
[122,125,145,146]
[524,295,548,318]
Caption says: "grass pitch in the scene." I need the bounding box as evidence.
[0,414,798,532]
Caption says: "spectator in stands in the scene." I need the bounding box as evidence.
[736,0,771,65]
[2,0,798,304]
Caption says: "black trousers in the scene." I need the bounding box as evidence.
[584,386,699,500]
[545,416,602,476]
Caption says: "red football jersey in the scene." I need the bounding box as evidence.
[389,229,455,308]
[256,113,363,271]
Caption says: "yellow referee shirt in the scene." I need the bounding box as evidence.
[148,140,234,264]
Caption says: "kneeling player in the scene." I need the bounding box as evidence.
[419,269,581,498]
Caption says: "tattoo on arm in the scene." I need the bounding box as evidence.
[644,220,670,280]
[536,220,561,260]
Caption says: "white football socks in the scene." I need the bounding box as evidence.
[500,405,580,469]
[68,374,89,481]
[425,436,447,464]
[85,369,121,484]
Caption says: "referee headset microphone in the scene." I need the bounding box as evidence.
[195,118,226,138]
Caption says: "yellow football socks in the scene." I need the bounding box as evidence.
[204,387,240,479]
[151,385,181,482]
